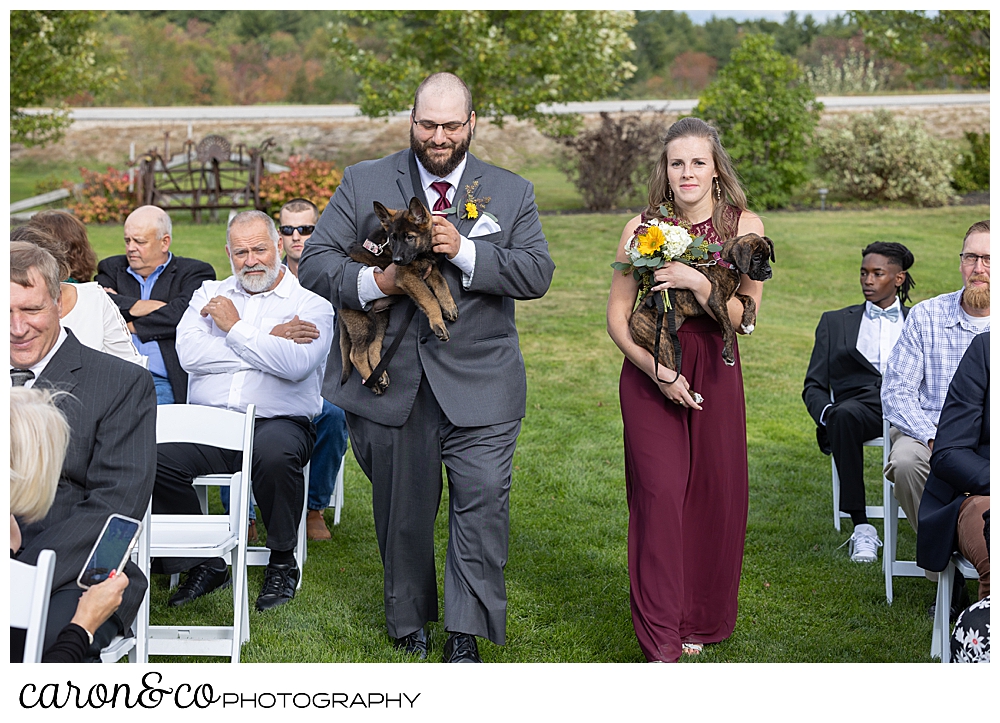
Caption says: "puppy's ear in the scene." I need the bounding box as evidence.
[732,236,754,275]
[373,201,392,226]
[764,236,775,262]
[408,196,429,226]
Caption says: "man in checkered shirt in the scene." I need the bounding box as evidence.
[881,220,990,535]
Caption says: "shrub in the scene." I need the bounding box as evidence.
[66,166,133,224]
[804,48,890,95]
[258,155,343,217]
[695,34,822,209]
[951,131,990,193]
[556,111,667,211]
[815,109,957,207]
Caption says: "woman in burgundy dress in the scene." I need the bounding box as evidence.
[606,118,766,662]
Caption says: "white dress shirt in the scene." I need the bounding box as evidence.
[856,298,904,374]
[177,267,335,419]
[358,155,477,308]
[10,327,68,388]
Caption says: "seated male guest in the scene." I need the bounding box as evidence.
[97,205,216,404]
[154,210,334,611]
[803,242,914,562]
[10,242,156,660]
[882,221,990,534]
[917,332,990,600]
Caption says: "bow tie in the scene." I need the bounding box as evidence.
[868,305,899,322]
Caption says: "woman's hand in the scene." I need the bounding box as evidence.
[655,372,703,411]
[651,261,708,294]
[70,572,129,637]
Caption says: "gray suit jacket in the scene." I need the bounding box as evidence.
[299,149,555,427]
[18,330,157,628]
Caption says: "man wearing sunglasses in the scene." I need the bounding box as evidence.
[882,220,990,545]
[300,72,555,663]
[278,198,350,542]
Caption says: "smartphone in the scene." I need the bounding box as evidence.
[77,514,142,589]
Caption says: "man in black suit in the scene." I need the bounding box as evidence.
[10,242,157,660]
[803,242,914,562]
[96,205,216,404]
[918,332,990,600]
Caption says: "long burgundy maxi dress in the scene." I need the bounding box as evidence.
[619,212,749,663]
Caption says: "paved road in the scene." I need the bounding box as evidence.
[28,93,989,122]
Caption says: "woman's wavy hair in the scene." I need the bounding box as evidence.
[28,210,98,282]
[645,117,748,239]
[861,241,916,305]
[10,387,70,524]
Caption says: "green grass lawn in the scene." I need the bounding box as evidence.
[93,203,985,664]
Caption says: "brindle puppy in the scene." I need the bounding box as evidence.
[338,197,459,394]
[629,232,775,376]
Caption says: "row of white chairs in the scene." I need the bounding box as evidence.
[14,403,346,664]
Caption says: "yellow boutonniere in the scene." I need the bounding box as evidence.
[442,180,497,222]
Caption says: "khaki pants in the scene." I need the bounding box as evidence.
[958,495,991,600]
[884,428,931,534]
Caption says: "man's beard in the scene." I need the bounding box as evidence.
[234,258,281,294]
[963,274,990,310]
[410,126,471,178]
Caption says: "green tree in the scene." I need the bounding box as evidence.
[695,34,822,209]
[850,10,989,88]
[10,10,119,147]
[330,10,636,135]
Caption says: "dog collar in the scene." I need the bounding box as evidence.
[717,259,736,271]
[363,238,390,255]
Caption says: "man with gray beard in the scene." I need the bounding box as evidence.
[153,211,334,612]
[882,220,990,538]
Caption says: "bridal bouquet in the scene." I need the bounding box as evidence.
[611,214,716,304]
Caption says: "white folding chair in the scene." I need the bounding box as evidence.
[882,425,926,603]
[101,501,151,663]
[149,403,255,663]
[10,549,57,663]
[328,455,346,526]
[829,392,887,531]
[931,553,980,662]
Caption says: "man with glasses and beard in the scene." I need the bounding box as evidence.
[299,72,554,662]
[882,221,990,539]
[154,210,334,612]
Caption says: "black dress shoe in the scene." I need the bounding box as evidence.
[443,632,482,663]
[392,627,428,660]
[255,563,299,611]
[168,564,231,607]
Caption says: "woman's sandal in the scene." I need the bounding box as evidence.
[681,643,703,656]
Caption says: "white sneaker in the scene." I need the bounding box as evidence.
[844,523,883,563]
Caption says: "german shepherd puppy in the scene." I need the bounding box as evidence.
[629,232,775,373]
[338,197,459,394]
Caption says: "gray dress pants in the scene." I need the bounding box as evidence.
[346,375,520,645]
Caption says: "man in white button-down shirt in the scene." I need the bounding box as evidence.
[153,210,334,612]
[804,242,915,562]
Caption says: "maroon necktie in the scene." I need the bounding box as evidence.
[430,181,452,212]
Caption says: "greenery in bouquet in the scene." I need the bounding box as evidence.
[611,211,719,306]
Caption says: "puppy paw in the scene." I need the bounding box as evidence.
[741,323,755,335]
[724,357,736,367]
[432,324,450,342]
[443,306,459,323]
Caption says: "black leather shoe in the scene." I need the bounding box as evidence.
[255,563,299,611]
[443,632,482,663]
[392,627,428,660]
[168,564,231,607]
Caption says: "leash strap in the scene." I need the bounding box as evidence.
[651,291,681,385]
[362,301,417,387]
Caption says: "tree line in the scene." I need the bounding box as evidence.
[11,10,989,148]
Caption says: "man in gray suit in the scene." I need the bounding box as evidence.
[299,72,554,662]
[10,242,157,660]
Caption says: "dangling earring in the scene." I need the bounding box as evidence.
[714,177,722,202]
[663,184,676,217]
